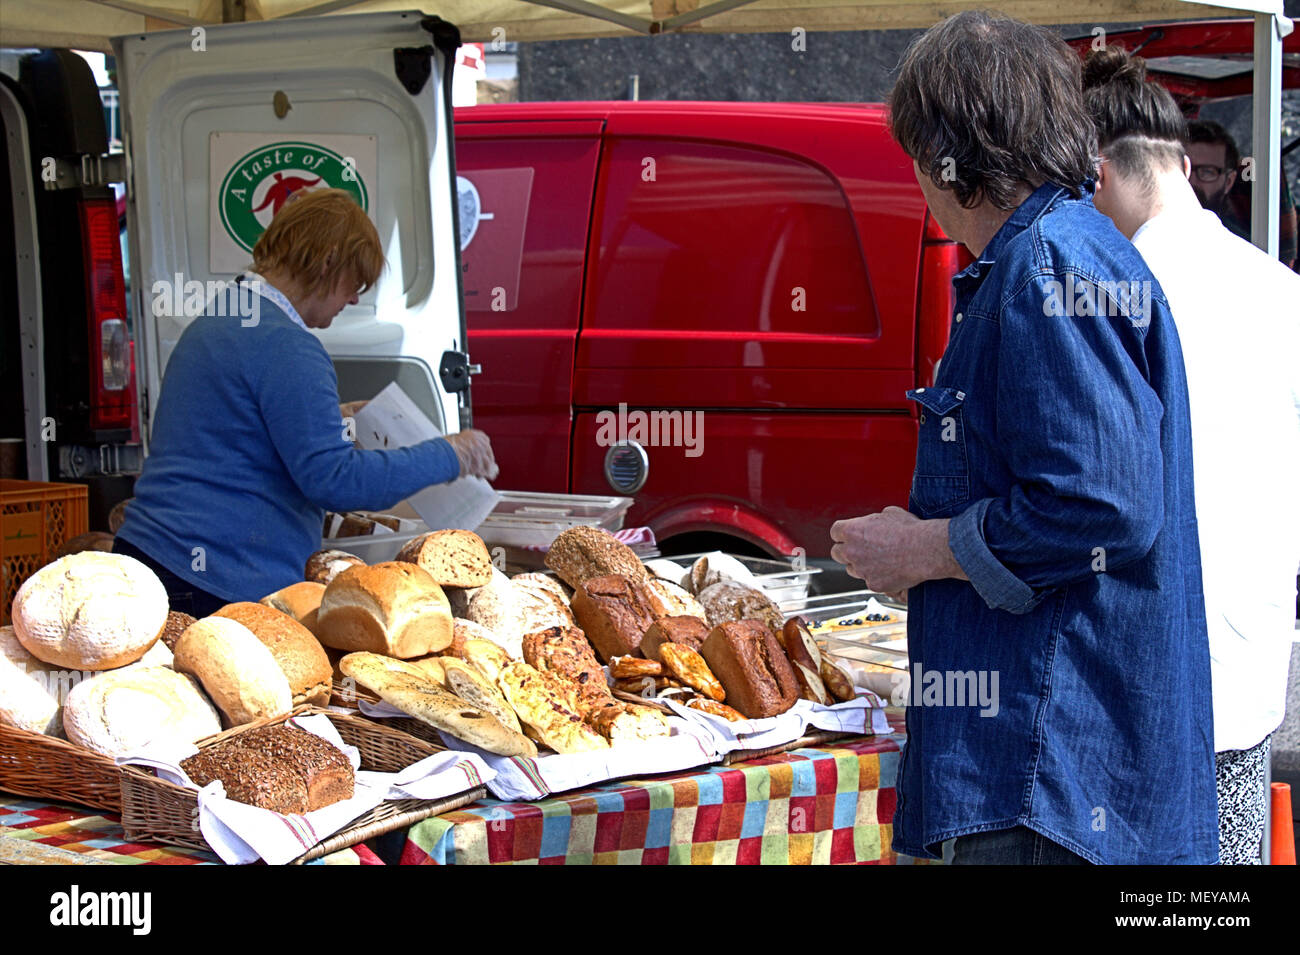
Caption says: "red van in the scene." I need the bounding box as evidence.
[455,101,964,559]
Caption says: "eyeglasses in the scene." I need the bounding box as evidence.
[1190,164,1228,183]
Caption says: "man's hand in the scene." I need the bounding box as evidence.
[829,506,967,593]
[339,400,367,419]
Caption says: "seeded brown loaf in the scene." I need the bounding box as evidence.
[569,574,661,664]
[233,724,354,810]
[699,620,799,719]
[640,615,711,658]
[544,526,649,590]
[697,580,785,632]
[182,746,308,814]
[159,611,197,651]
[316,562,453,659]
[212,602,332,707]
[397,530,494,588]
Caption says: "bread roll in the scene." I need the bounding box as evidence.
[260,581,326,635]
[159,611,196,651]
[11,552,167,670]
[316,562,452,659]
[397,530,493,588]
[172,618,293,727]
[544,526,649,590]
[0,625,68,735]
[62,665,222,758]
[213,602,331,707]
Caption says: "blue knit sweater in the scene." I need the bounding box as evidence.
[117,290,460,602]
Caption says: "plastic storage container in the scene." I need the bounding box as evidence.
[475,491,633,550]
[1,480,89,623]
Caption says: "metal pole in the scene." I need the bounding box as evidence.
[1249,13,1283,258]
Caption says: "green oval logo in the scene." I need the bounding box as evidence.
[217,141,369,252]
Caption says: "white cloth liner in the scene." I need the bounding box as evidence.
[116,713,493,865]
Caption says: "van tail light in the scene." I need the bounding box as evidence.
[78,197,132,431]
[916,212,967,391]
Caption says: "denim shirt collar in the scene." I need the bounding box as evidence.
[953,182,1078,293]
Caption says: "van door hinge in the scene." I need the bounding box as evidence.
[43,153,126,191]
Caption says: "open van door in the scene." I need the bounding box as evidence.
[112,11,470,444]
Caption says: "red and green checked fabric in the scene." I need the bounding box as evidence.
[400,733,908,865]
[0,798,217,865]
[0,797,387,865]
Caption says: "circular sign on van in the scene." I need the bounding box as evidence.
[218,141,369,253]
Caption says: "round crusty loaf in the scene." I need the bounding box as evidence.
[543,525,649,590]
[213,602,332,707]
[12,552,168,670]
[465,579,572,659]
[396,530,493,588]
[62,665,222,758]
[304,549,365,585]
[316,562,452,659]
[697,580,785,632]
[260,581,326,635]
[0,625,67,735]
[172,617,293,727]
[645,578,706,620]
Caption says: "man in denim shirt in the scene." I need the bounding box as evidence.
[830,12,1217,864]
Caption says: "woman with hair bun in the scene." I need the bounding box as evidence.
[114,188,497,613]
[1084,44,1300,866]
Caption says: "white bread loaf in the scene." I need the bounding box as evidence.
[62,665,222,758]
[0,625,68,735]
[260,581,326,635]
[11,552,167,670]
[172,617,293,727]
[213,602,332,707]
[316,562,452,659]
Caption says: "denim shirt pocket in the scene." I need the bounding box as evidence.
[907,386,970,518]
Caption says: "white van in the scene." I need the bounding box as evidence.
[3,11,475,520]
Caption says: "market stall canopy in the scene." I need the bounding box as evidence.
[0,0,1284,51]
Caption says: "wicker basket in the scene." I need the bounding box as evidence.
[720,730,853,764]
[0,722,123,812]
[120,706,485,864]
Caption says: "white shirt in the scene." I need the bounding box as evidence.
[237,271,310,333]
[1133,205,1300,752]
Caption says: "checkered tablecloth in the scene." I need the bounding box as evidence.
[399,733,908,865]
[0,798,386,865]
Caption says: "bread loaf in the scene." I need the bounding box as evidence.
[172,617,293,727]
[183,723,355,813]
[640,615,711,658]
[397,530,493,588]
[304,549,365,585]
[439,657,523,734]
[11,552,168,670]
[699,621,799,719]
[544,526,649,590]
[0,625,68,735]
[159,611,197,652]
[496,661,609,755]
[569,574,660,664]
[465,578,571,658]
[213,602,331,707]
[697,580,785,632]
[340,652,536,757]
[260,581,326,635]
[62,665,222,758]
[316,562,452,659]
[644,578,706,620]
[521,626,612,716]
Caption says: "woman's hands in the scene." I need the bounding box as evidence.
[444,428,500,482]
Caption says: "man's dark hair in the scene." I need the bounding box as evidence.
[1082,46,1188,192]
[1185,119,1240,172]
[888,10,1096,210]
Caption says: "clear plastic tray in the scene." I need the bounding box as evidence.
[475,491,633,549]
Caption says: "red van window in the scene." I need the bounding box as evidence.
[589,139,878,337]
